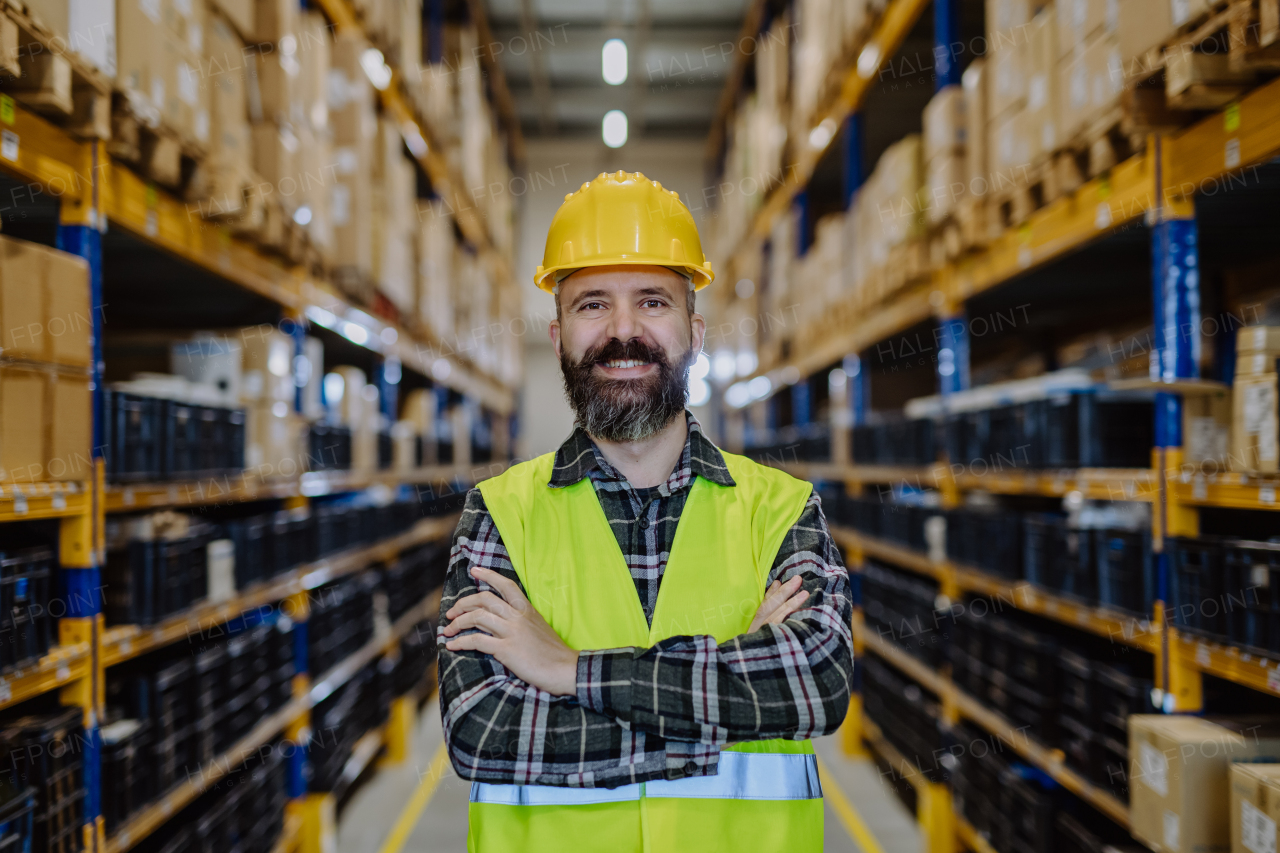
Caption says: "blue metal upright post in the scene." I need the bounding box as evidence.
[844,354,868,426]
[794,190,812,257]
[937,313,971,395]
[55,142,104,849]
[842,113,865,209]
[934,0,962,89]
[792,380,811,427]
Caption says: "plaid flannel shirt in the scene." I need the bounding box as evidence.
[436,412,853,788]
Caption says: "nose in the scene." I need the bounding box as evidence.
[605,300,641,343]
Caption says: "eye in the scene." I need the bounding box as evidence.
[642,299,666,308]
[578,301,606,311]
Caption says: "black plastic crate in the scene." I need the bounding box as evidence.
[224,515,269,589]
[1223,539,1280,655]
[1168,536,1227,640]
[1056,649,1094,723]
[0,709,86,853]
[160,400,201,479]
[1057,712,1106,786]
[949,509,1022,579]
[997,764,1058,853]
[103,391,164,482]
[105,527,213,627]
[1093,662,1155,741]
[0,547,54,672]
[987,403,1044,470]
[1023,514,1094,601]
[377,428,394,470]
[1095,528,1153,615]
[101,719,150,834]
[0,785,35,853]
[307,424,352,471]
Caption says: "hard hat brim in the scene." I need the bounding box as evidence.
[534,258,714,293]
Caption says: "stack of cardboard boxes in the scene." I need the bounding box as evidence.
[985,0,1056,196]
[1130,716,1280,853]
[922,85,968,230]
[329,31,377,290]
[1231,326,1280,474]
[373,118,419,318]
[1056,0,1124,151]
[0,236,93,485]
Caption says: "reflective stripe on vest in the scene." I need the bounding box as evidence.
[470,752,822,806]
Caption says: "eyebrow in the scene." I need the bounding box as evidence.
[569,287,675,309]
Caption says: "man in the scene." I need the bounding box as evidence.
[438,171,853,853]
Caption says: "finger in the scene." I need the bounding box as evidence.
[445,633,501,656]
[442,609,512,639]
[756,576,803,619]
[471,568,531,610]
[767,591,811,625]
[446,591,516,621]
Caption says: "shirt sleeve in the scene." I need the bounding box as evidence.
[574,489,854,745]
[437,488,723,787]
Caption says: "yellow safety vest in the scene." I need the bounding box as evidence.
[469,448,823,853]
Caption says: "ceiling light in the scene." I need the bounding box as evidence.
[602,38,628,85]
[602,110,628,148]
[857,43,882,79]
[292,205,312,226]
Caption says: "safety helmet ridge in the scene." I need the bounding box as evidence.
[533,170,715,293]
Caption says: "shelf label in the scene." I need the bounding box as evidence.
[1,130,17,162]
[1227,138,1242,169]
[1194,475,1208,500]
[11,495,26,515]
[1196,644,1211,667]
[145,209,158,237]
[0,680,10,703]
[1260,486,1276,505]
[1242,799,1276,853]
[51,494,65,511]
[123,488,135,506]
[1095,203,1113,230]
[55,665,69,682]
[1268,667,1280,694]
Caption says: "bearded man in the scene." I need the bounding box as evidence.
[437,172,853,853]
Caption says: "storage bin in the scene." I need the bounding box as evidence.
[1222,539,1280,655]
[0,546,54,672]
[103,391,164,482]
[1168,536,1227,640]
[1095,528,1153,615]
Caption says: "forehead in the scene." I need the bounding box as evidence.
[559,265,686,304]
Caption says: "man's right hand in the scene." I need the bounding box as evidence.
[747,575,810,634]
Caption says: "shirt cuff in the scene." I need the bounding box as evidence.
[576,648,634,719]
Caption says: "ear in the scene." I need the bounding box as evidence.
[690,311,706,356]
[549,317,562,360]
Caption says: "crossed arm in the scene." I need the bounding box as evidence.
[436,488,854,787]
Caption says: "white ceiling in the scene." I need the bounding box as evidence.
[484,0,751,139]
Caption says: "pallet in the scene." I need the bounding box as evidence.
[1123,0,1236,83]
[109,94,210,192]
[0,1,111,138]
[1228,0,1280,69]
[986,154,1064,232]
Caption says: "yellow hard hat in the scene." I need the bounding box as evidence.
[534,170,715,293]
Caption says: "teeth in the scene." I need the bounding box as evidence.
[604,359,647,368]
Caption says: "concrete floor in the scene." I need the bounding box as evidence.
[337,702,920,853]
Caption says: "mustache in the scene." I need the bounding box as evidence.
[581,338,668,368]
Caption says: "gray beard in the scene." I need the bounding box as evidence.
[560,343,694,443]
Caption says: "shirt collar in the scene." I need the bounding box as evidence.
[549,411,736,491]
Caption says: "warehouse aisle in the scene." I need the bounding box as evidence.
[338,701,919,853]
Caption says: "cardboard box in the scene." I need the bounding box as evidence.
[209,0,251,41]
[171,334,242,406]
[1231,764,1280,853]
[1239,327,1280,354]
[0,366,47,484]
[1131,716,1280,853]
[1184,387,1232,470]
[249,47,300,125]
[1059,32,1124,142]
[925,153,968,225]
[1238,353,1280,377]
[48,373,91,481]
[206,14,250,173]
[1118,0,1174,71]
[297,11,329,134]
[333,365,367,428]
[924,85,967,164]
[1056,0,1118,56]
[963,59,988,188]
[1024,8,1060,159]
[116,0,161,111]
[239,325,294,404]
[70,0,117,76]
[251,121,298,197]
[253,0,296,45]
[0,236,91,367]
[989,42,1027,122]
[990,108,1033,176]
[244,402,302,476]
[1232,372,1279,473]
[27,0,70,41]
[986,0,1037,46]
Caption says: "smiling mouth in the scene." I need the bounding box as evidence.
[600,359,653,369]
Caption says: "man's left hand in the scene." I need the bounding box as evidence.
[441,567,580,696]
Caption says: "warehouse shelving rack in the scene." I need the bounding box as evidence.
[0,0,519,848]
[710,0,1280,851]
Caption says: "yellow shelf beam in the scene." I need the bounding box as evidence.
[104,464,504,513]
[101,515,457,667]
[838,527,1161,652]
[0,482,90,521]
[0,644,91,711]
[862,631,1130,827]
[1171,629,1280,698]
[955,816,999,853]
[1170,472,1280,511]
